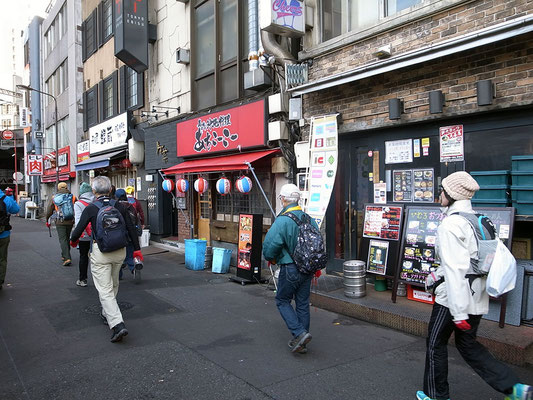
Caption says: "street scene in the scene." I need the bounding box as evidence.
[1,0,533,399]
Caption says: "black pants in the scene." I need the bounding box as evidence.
[78,241,91,281]
[423,303,517,399]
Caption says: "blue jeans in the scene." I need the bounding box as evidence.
[119,243,134,279]
[275,263,313,338]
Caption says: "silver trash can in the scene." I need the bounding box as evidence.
[343,260,366,298]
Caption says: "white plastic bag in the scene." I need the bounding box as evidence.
[486,240,517,297]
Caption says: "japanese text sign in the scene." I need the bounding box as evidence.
[439,125,464,162]
[77,140,90,163]
[27,154,43,176]
[43,146,70,176]
[176,99,266,157]
[89,112,128,154]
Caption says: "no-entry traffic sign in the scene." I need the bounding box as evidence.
[2,130,13,140]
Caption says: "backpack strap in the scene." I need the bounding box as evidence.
[282,211,302,226]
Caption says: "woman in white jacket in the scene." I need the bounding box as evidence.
[73,182,95,287]
[417,171,531,400]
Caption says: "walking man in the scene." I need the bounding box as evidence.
[116,188,142,280]
[73,182,94,287]
[45,182,76,266]
[263,183,317,354]
[70,176,143,343]
[125,186,145,228]
[417,171,531,400]
[0,188,20,290]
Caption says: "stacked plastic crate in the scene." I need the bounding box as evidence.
[470,170,511,207]
[511,156,533,215]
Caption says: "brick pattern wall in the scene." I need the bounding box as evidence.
[303,0,533,132]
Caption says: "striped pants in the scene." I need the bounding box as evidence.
[423,303,517,399]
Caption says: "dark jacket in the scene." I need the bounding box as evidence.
[45,188,76,226]
[70,195,140,251]
[262,203,319,265]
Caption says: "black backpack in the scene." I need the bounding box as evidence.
[93,199,128,252]
[283,212,327,274]
[119,200,142,236]
[0,196,11,234]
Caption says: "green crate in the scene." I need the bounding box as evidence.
[511,171,533,186]
[510,186,533,202]
[512,200,533,215]
[472,185,510,201]
[472,199,510,208]
[512,155,533,171]
[470,170,510,186]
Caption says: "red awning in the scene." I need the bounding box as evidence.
[41,172,75,183]
[162,149,280,175]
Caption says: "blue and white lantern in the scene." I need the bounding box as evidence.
[216,177,231,195]
[162,179,174,192]
[176,178,189,193]
[235,176,252,194]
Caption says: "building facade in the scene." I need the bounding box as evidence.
[289,0,533,273]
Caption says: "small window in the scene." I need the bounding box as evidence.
[61,4,68,37]
[102,0,114,42]
[103,78,114,120]
[385,0,421,15]
[83,10,97,60]
[85,85,98,128]
[126,67,138,109]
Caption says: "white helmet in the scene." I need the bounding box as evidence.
[279,183,300,201]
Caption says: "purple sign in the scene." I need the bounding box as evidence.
[272,0,302,29]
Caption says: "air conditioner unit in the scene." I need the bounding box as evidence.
[268,120,288,141]
[268,93,289,114]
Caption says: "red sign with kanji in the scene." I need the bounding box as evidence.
[27,154,43,176]
[176,99,266,157]
[43,146,71,176]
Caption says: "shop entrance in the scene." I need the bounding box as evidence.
[196,189,212,244]
[327,142,370,273]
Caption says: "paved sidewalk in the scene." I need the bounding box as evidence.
[0,218,532,400]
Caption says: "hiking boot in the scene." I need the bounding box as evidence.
[63,259,72,266]
[133,269,141,282]
[76,279,88,287]
[289,332,312,353]
[100,312,108,325]
[110,322,128,342]
[505,384,533,400]
[416,391,449,400]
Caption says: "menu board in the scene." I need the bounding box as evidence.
[393,170,413,202]
[399,207,445,284]
[413,168,434,202]
[367,240,389,275]
[363,205,403,240]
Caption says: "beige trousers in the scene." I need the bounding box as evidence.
[90,243,126,329]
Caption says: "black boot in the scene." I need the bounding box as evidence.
[110,322,128,342]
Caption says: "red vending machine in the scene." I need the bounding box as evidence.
[230,213,264,285]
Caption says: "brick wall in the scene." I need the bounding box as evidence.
[302,0,533,132]
[177,207,191,241]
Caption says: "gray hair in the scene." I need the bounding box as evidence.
[92,176,111,196]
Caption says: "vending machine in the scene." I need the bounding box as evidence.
[231,213,264,285]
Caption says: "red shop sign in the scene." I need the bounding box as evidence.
[176,99,266,157]
[43,146,71,176]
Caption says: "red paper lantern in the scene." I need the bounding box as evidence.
[176,178,189,193]
[194,177,208,194]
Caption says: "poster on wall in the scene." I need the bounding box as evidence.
[385,139,413,164]
[367,240,389,275]
[439,125,464,162]
[373,182,387,204]
[238,214,254,271]
[393,170,413,202]
[362,205,403,240]
[305,115,338,228]
[413,169,434,202]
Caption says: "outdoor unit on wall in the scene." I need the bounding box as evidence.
[176,48,190,64]
[268,120,288,141]
[268,93,289,114]
[259,0,305,38]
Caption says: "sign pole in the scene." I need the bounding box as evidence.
[14,134,18,200]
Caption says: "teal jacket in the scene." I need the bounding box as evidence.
[262,203,319,265]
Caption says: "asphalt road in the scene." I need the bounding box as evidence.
[1,217,532,400]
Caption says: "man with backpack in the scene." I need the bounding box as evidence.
[0,188,20,290]
[45,182,76,266]
[69,176,143,343]
[116,188,143,280]
[125,186,145,228]
[73,182,95,287]
[263,183,325,354]
[417,171,531,400]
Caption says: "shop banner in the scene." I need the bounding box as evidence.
[305,115,338,228]
[77,140,90,163]
[439,125,464,162]
[238,214,254,271]
[362,205,402,241]
[367,240,389,275]
[43,146,70,177]
[89,112,128,154]
[27,154,43,176]
[176,99,266,157]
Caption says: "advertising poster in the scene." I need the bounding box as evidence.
[367,240,389,275]
[305,115,338,228]
[385,139,413,164]
[362,205,402,240]
[373,182,386,204]
[413,169,434,202]
[238,214,253,271]
[439,125,464,162]
[393,170,413,202]
[27,154,43,176]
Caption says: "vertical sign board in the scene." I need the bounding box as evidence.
[439,125,464,162]
[237,214,263,282]
[114,0,148,73]
[27,154,43,176]
[305,115,338,228]
[360,204,404,277]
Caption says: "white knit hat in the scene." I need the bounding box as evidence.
[279,183,300,201]
[442,171,480,200]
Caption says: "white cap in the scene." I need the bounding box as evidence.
[279,183,300,201]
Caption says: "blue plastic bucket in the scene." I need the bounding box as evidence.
[184,239,207,270]
[212,247,232,274]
